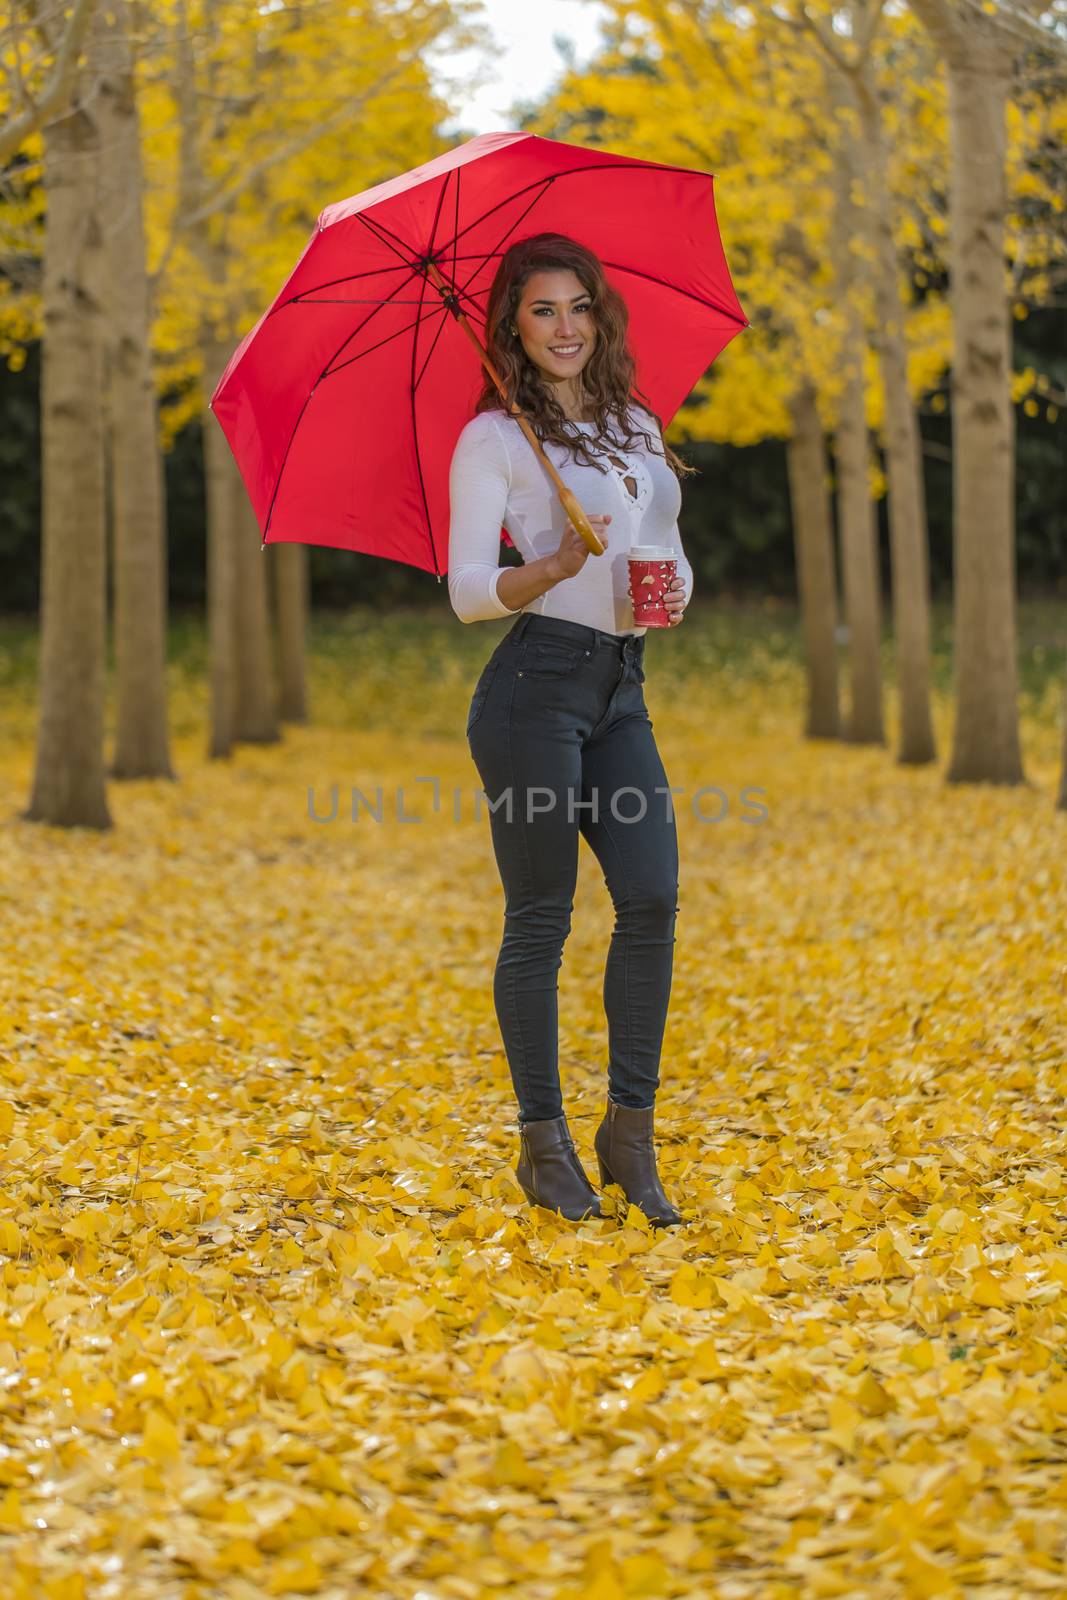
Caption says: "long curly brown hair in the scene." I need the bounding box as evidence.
[472,232,696,482]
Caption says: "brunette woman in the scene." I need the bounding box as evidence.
[448,233,695,1227]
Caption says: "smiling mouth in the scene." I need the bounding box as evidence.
[549,346,583,360]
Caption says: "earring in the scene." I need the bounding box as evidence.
[510,326,517,336]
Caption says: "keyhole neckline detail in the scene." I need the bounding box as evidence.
[605,451,651,509]
[558,414,655,507]
[608,454,639,501]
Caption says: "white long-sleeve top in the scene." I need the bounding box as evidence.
[447,402,694,635]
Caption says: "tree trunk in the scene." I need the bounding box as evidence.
[96,2,175,780]
[853,65,937,767]
[232,478,280,743]
[787,383,840,740]
[833,411,884,744]
[909,0,1024,784]
[274,544,310,723]
[201,336,239,758]
[24,98,111,829]
[831,88,884,745]
[942,40,1024,783]
[174,3,234,760]
[175,0,276,755]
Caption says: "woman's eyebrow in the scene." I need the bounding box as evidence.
[527,293,589,306]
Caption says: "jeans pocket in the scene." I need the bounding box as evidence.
[520,641,588,679]
[466,658,500,737]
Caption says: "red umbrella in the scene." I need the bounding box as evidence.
[209,130,747,574]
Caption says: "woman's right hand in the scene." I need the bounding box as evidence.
[550,513,611,582]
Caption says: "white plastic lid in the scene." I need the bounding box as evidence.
[628,545,676,560]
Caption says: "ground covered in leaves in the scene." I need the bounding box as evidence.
[1,605,1066,1598]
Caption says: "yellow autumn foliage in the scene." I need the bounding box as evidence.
[3,0,1060,459]
[529,0,1062,454]
[1,610,1065,1596]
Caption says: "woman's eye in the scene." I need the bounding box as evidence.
[534,304,591,315]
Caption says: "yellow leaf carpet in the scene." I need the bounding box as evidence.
[1,609,1065,1598]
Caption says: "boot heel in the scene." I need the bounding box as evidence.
[597,1155,612,1187]
[518,1181,539,1207]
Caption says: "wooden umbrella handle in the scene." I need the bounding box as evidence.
[424,262,607,558]
[509,419,607,557]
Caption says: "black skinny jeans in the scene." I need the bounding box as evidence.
[466,611,680,1126]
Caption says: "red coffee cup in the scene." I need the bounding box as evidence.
[627,545,677,627]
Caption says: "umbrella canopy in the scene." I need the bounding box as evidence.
[209,130,747,575]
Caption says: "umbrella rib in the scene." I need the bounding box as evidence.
[411,168,464,394]
[424,167,451,264]
[294,272,486,344]
[414,187,500,393]
[270,260,414,314]
[323,300,446,379]
[451,164,461,287]
[408,169,499,574]
[412,293,455,393]
[395,168,463,406]
[262,263,424,542]
[402,163,456,386]
[597,258,747,326]
[433,175,554,258]
[355,208,425,274]
[429,160,714,261]
[433,175,556,272]
[461,180,554,297]
[408,253,440,577]
[409,166,532,570]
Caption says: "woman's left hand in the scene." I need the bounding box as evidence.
[664,576,687,626]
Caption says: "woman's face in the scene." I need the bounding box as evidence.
[512,268,598,387]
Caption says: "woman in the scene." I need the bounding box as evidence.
[447,232,695,1228]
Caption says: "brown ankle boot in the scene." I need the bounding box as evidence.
[515,1114,603,1220]
[594,1097,681,1227]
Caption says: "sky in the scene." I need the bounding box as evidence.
[436,0,611,138]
